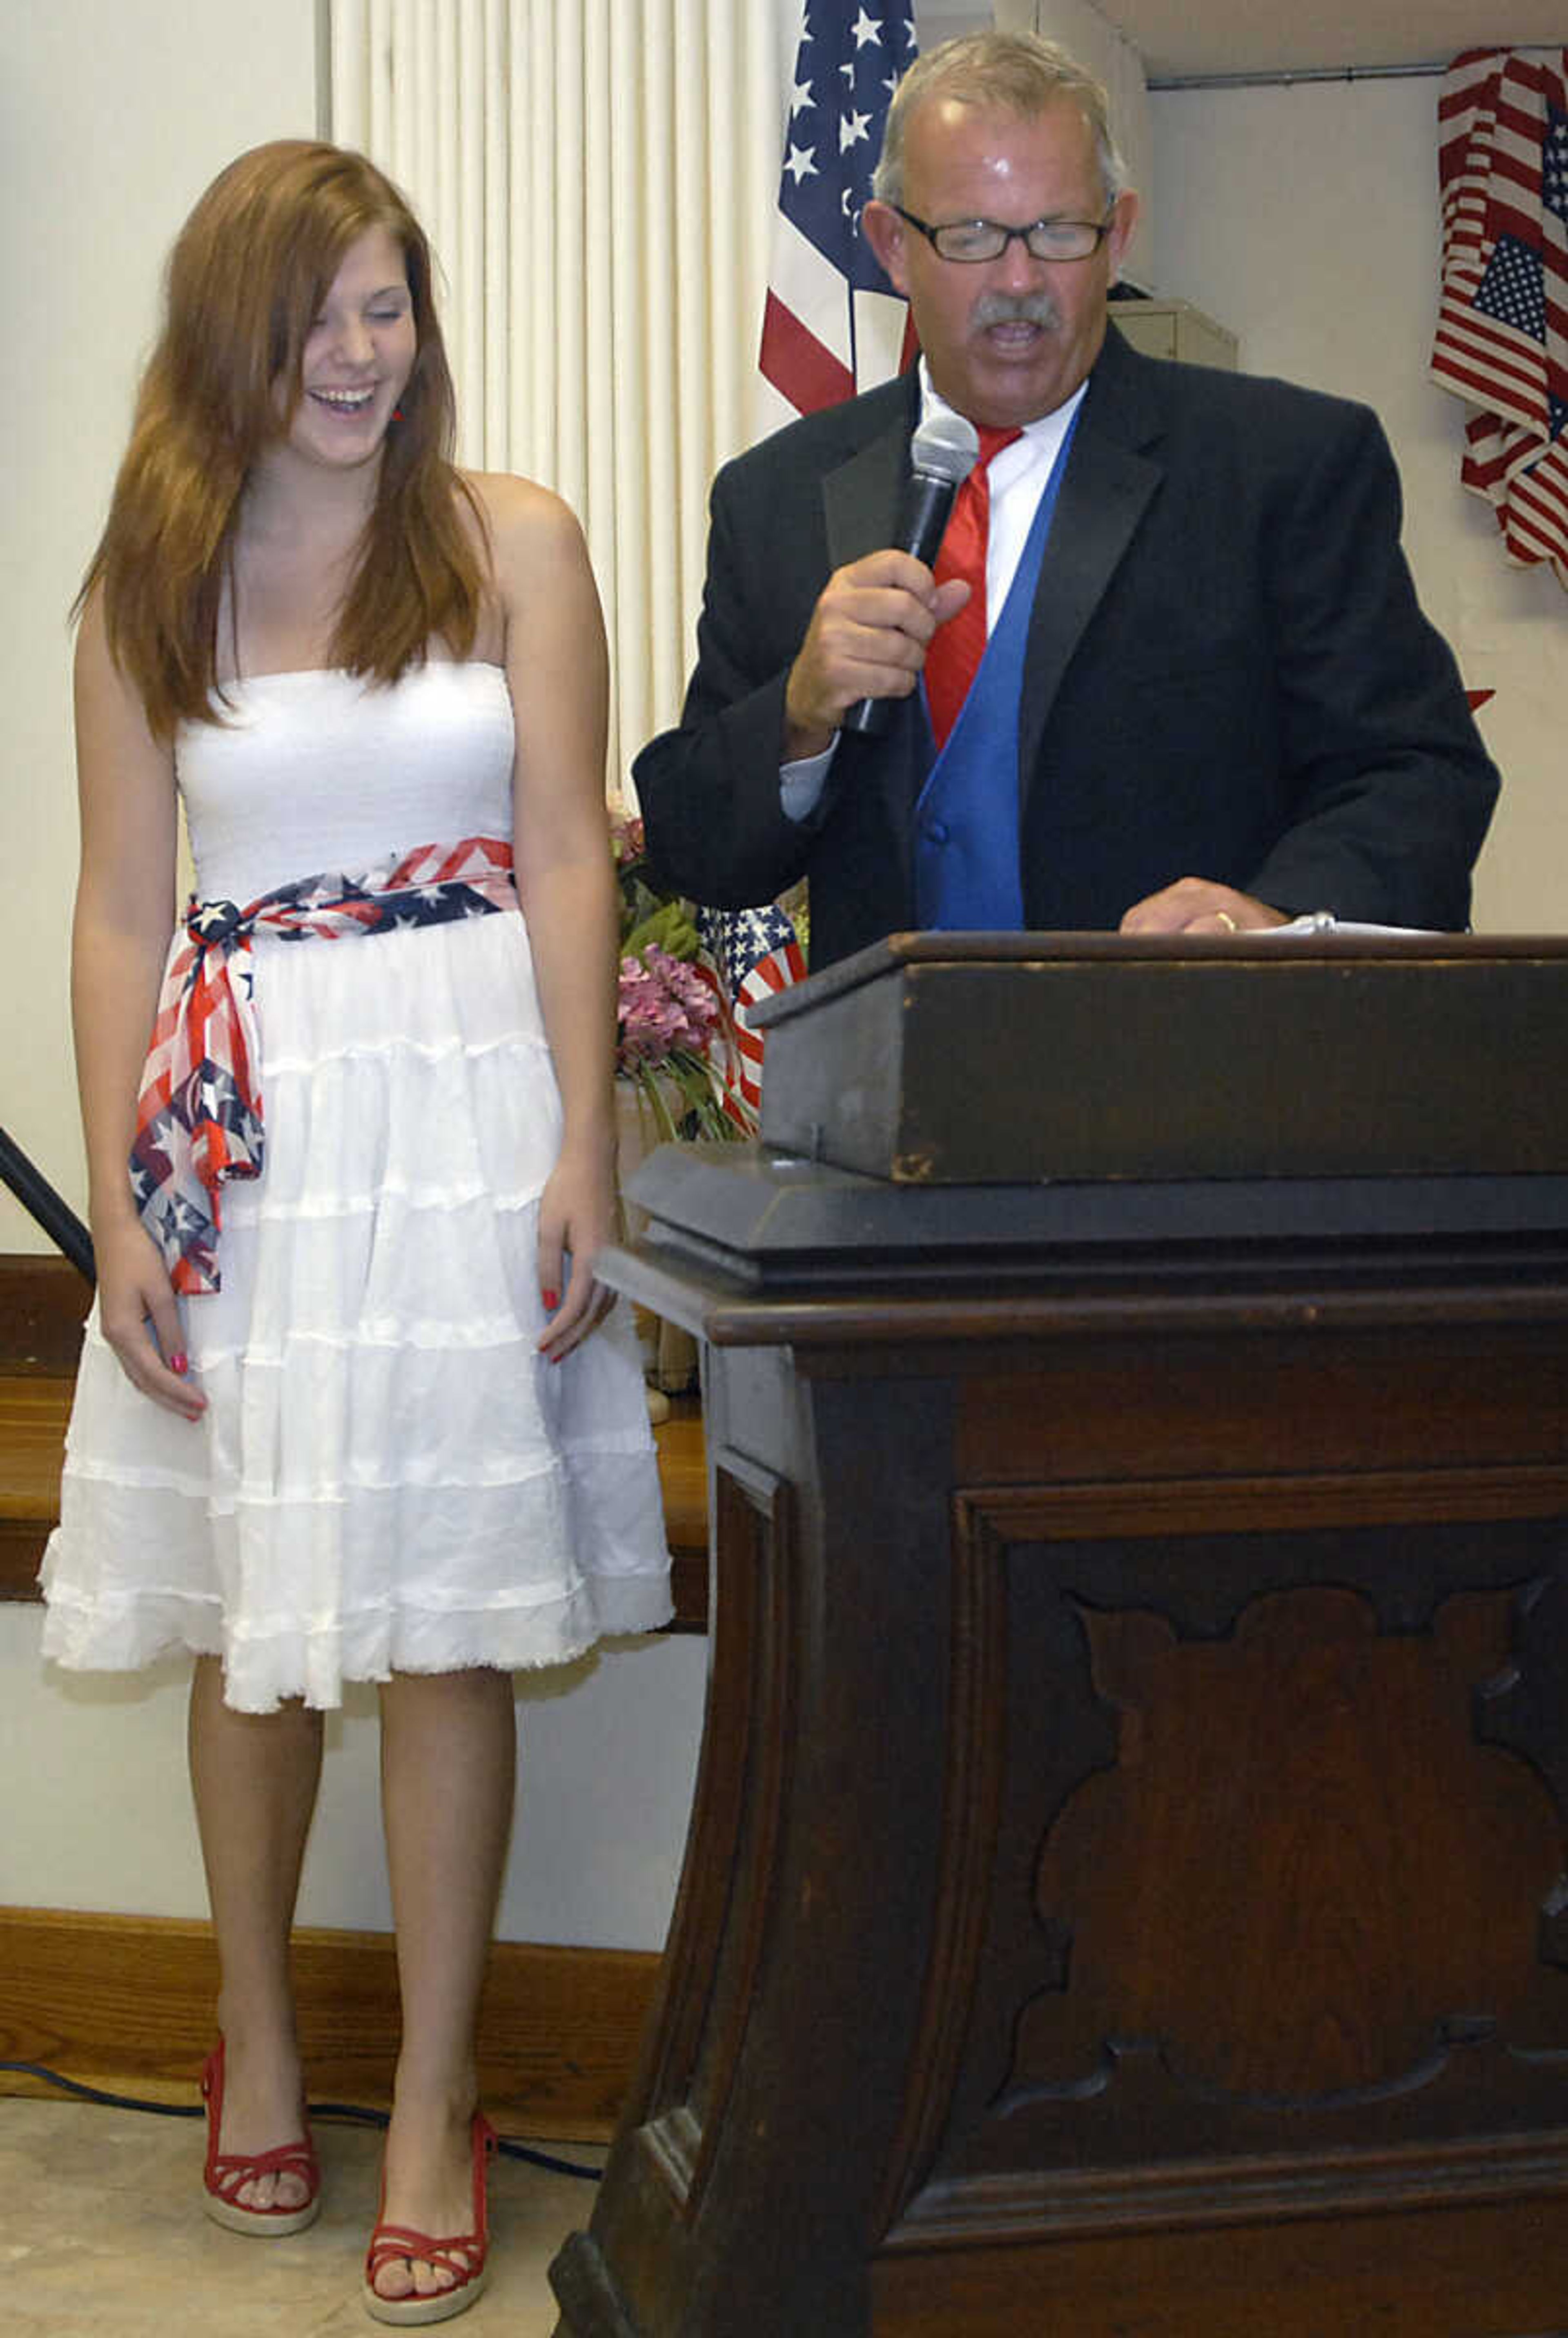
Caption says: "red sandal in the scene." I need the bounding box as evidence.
[362,2110,497,2327]
[200,2039,321,2237]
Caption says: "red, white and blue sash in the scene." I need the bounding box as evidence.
[130,837,517,1295]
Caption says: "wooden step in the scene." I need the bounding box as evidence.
[0,1374,73,1597]
[0,1254,91,1373]
[0,1257,85,1600]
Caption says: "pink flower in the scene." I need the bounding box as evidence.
[610,812,646,869]
[617,946,719,1072]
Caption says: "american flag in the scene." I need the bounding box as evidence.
[697,906,809,1120]
[760,1,920,414]
[1430,47,1568,586]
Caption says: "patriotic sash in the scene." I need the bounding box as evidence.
[131,836,517,1295]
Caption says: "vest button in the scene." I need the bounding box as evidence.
[923,818,951,846]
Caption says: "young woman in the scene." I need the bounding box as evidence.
[41,140,670,2326]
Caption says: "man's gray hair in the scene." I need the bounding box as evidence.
[871,30,1129,212]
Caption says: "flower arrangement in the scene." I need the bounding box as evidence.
[613,814,748,1142]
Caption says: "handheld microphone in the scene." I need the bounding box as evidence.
[842,410,981,737]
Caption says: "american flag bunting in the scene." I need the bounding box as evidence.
[1431,47,1568,585]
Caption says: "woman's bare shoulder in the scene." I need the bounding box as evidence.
[462,469,586,571]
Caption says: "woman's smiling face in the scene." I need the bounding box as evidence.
[280,225,417,472]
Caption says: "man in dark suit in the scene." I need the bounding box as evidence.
[633,31,1498,972]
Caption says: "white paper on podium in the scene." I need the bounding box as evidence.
[1272,914,1440,939]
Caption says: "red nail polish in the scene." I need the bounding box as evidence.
[170,1352,189,1376]
[542,1289,558,1311]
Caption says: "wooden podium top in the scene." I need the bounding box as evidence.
[751,930,1568,1186]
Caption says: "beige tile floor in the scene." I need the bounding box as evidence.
[0,2093,606,2335]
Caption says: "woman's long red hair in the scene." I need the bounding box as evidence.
[78,139,486,737]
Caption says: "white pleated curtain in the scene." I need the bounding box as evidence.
[329,0,787,801]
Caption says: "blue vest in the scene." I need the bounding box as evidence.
[913,413,1080,930]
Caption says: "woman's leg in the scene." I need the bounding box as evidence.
[370,1665,517,2304]
[188,1654,325,2208]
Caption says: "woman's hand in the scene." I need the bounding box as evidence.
[536,1139,619,1363]
[93,1218,206,1421]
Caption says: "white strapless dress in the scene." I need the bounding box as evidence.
[41,663,671,1711]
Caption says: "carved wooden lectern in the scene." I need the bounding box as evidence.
[551,935,1568,2338]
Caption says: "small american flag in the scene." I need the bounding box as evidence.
[760,1,919,415]
[698,906,808,1119]
[1430,47,1568,586]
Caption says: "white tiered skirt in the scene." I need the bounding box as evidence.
[41,910,671,1713]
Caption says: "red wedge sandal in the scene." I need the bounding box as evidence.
[200,2038,321,2237]
[362,2110,497,2326]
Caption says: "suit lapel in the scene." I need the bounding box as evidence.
[821,373,919,569]
[1018,330,1165,799]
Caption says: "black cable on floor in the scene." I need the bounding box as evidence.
[0,2061,603,2181]
[0,2062,199,2117]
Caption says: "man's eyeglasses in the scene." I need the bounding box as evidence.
[891,206,1114,264]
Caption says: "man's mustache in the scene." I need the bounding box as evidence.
[971,291,1060,331]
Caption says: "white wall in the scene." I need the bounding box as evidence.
[2,5,315,1255]
[0,0,706,1952]
[1147,75,1565,934]
[2,1625,704,1948]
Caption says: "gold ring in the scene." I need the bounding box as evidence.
[1215,910,1238,933]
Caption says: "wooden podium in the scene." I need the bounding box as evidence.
[551,935,1568,2338]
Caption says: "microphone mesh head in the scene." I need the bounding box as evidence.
[910,410,980,486]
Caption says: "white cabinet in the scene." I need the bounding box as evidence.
[1111,297,1238,369]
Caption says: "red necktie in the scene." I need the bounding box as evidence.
[924,424,1022,750]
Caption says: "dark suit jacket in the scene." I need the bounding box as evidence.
[633,327,1499,971]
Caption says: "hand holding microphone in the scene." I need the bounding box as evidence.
[781,413,980,759]
[842,410,980,737]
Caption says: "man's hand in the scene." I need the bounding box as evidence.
[783,550,970,759]
[1120,877,1288,936]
